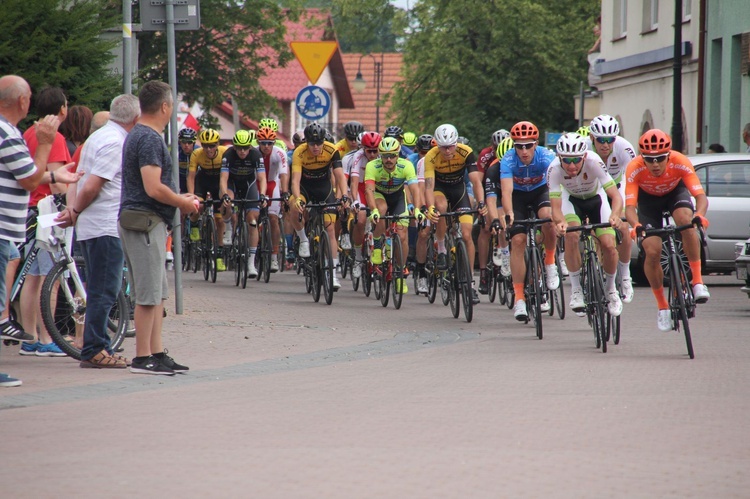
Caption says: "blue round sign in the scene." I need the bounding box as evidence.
[295,85,331,121]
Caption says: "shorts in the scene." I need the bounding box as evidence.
[118,221,169,306]
[296,180,338,224]
[229,178,260,211]
[434,181,473,224]
[195,173,221,201]
[636,181,694,229]
[9,242,20,260]
[266,180,281,217]
[374,190,409,227]
[508,185,551,237]
[562,190,615,237]
[28,248,55,276]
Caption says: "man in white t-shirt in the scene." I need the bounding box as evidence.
[60,94,140,368]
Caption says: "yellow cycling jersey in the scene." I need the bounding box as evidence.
[189,145,228,175]
[335,138,355,157]
[292,141,342,181]
[423,143,478,185]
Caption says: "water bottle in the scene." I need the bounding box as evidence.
[384,238,392,260]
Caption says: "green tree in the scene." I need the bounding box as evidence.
[0,0,121,124]
[389,0,598,146]
[138,0,303,120]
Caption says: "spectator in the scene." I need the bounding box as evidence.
[70,111,110,170]
[0,75,82,386]
[0,244,34,343]
[120,81,198,375]
[19,86,71,357]
[708,143,726,153]
[588,16,602,89]
[58,94,140,368]
[742,123,750,153]
[59,104,93,157]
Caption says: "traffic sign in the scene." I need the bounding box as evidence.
[295,86,331,120]
[290,41,338,85]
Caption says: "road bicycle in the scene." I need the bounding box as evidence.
[370,213,413,310]
[298,200,343,305]
[254,197,285,283]
[547,236,566,320]
[198,195,222,283]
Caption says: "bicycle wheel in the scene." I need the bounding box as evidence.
[528,247,544,339]
[239,221,249,289]
[457,240,473,323]
[610,314,621,345]
[182,226,192,272]
[233,224,242,287]
[320,231,335,305]
[341,249,350,279]
[42,257,128,360]
[426,237,438,304]
[203,217,218,283]
[671,254,695,359]
[278,217,287,273]
[488,264,497,304]
[588,257,607,352]
[552,258,566,319]
[391,236,404,310]
[261,220,272,283]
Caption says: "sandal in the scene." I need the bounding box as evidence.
[79,350,128,369]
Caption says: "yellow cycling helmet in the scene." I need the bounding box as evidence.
[402,131,418,147]
[496,137,514,158]
[233,130,253,147]
[258,118,279,132]
[199,128,220,145]
[378,136,401,155]
[576,125,590,137]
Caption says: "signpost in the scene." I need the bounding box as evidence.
[290,41,338,85]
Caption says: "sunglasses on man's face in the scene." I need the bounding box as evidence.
[235,146,250,152]
[365,148,379,154]
[259,141,274,147]
[308,140,324,147]
[643,153,669,164]
[380,153,398,160]
[561,156,584,165]
[204,144,218,149]
[514,142,536,150]
[595,136,616,144]
[180,140,195,145]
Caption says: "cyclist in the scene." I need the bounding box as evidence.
[220,129,266,277]
[253,118,287,152]
[290,122,350,290]
[177,127,198,194]
[188,128,229,271]
[500,121,559,321]
[412,134,436,294]
[335,121,364,158]
[482,137,514,281]
[348,131,382,277]
[624,129,710,332]
[384,125,413,159]
[587,114,637,303]
[548,133,623,317]
[424,124,487,304]
[257,126,289,273]
[577,125,590,137]
[364,137,424,294]
[402,131,418,151]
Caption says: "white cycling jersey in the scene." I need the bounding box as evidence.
[343,149,366,179]
[416,156,426,183]
[262,145,288,183]
[585,135,636,184]
[547,151,616,200]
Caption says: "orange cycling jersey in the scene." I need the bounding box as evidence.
[624,151,705,206]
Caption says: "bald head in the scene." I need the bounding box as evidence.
[91,111,110,134]
[0,75,31,108]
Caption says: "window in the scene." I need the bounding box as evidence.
[642,0,658,33]
[703,162,750,198]
[613,0,628,40]
[682,0,692,22]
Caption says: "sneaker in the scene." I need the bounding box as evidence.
[340,233,352,250]
[0,320,34,342]
[500,253,511,277]
[559,257,569,277]
[514,300,528,321]
[247,259,258,277]
[370,248,383,265]
[333,274,341,290]
[270,258,279,273]
[657,309,672,332]
[298,241,311,258]
[190,227,200,241]
[621,277,634,304]
[569,288,585,313]
[478,269,489,294]
[155,350,188,373]
[608,290,623,317]
[471,287,480,305]
[395,278,408,294]
[0,373,22,387]
[35,342,67,357]
[19,341,40,355]
[436,252,448,270]
[166,251,174,263]
[216,258,226,272]
[352,262,362,279]
[545,264,560,290]
[417,277,428,294]
[693,283,710,304]
[130,355,175,375]
[540,299,550,312]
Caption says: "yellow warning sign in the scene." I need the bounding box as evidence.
[290,41,339,85]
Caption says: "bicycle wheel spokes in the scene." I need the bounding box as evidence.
[320,231,334,305]
[457,241,473,323]
[391,236,404,310]
[671,254,695,359]
[529,248,544,339]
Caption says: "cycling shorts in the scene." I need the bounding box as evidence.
[296,180,338,223]
[637,180,694,229]
[562,190,615,237]
[228,178,259,211]
[508,185,551,238]
[435,181,473,224]
[195,173,220,202]
[265,180,281,217]
[374,190,409,227]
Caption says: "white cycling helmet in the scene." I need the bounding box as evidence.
[589,114,620,137]
[556,132,588,157]
[491,129,510,146]
[434,124,459,147]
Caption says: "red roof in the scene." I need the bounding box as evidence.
[338,53,403,134]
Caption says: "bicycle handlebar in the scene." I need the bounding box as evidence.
[565,222,614,233]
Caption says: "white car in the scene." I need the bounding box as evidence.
[735,236,750,298]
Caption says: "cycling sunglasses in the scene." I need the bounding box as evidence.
[380,153,398,160]
[364,148,379,154]
[595,136,616,144]
[308,140,324,146]
[643,153,669,163]
[561,156,584,165]
[514,142,536,150]
[258,141,274,147]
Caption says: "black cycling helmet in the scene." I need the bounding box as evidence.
[343,121,364,140]
[384,125,404,139]
[304,123,326,143]
[325,129,335,143]
[178,128,197,142]
[416,134,434,152]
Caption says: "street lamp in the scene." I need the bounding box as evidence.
[352,53,383,133]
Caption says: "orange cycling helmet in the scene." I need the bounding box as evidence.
[510,121,539,142]
[257,126,277,141]
[639,129,671,155]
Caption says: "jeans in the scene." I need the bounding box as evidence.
[78,236,124,360]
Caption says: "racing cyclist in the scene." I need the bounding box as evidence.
[347,131,382,277]
[257,126,289,272]
[335,121,364,158]
[177,128,198,194]
[482,137,514,281]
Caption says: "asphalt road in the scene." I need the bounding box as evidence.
[1,268,748,498]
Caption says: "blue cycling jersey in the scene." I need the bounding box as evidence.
[499,146,555,192]
[407,151,420,167]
